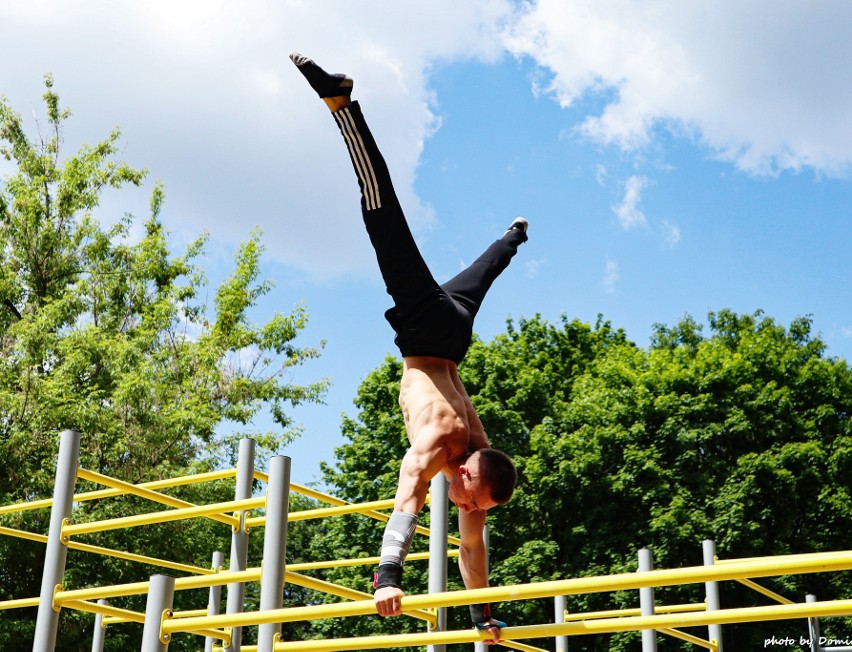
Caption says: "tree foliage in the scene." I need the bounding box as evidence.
[0,77,328,650]
[311,312,852,651]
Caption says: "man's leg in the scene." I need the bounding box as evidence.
[291,54,439,314]
[441,218,528,320]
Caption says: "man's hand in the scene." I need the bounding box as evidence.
[374,586,405,617]
[476,618,506,645]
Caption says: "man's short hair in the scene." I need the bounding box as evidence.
[477,448,517,505]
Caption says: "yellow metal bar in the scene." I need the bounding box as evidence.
[285,571,436,626]
[0,597,40,610]
[77,468,238,529]
[55,569,259,604]
[566,602,704,621]
[284,481,458,545]
[247,498,397,527]
[62,599,146,624]
[501,641,550,652]
[264,599,852,651]
[0,524,48,544]
[735,578,795,604]
[659,627,717,650]
[66,540,213,575]
[62,495,265,537]
[161,551,852,634]
[0,468,237,515]
[287,549,458,572]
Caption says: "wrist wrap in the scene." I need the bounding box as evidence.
[375,511,418,589]
[470,602,492,625]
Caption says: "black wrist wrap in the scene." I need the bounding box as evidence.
[470,602,492,624]
[375,563,403,589]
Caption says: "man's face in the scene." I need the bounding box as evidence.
[448,466,497,514]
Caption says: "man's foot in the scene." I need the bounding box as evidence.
[504,217,528,242]
[290,53,354,99]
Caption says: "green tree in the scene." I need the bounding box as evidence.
[312,312,852,651]
[0,76,328,650]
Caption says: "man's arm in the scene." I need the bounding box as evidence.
[459,509,504,644]
[374,439,445,617]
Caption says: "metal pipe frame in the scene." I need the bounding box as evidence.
[160,550,852,636]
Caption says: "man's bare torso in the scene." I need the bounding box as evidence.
[399,356,489,480]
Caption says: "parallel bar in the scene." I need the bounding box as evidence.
[0,469,237,516]
[734,577,794,605]
[287,550,458,572]
[246,498,396,527]
[62,495,265,537]
[567,603,705,621]
[283,480,452,543]
[161,551,852,635]
[77,468,238,529]
[659,627,716,650]
[264,599,852,651]
[0,597,40,610]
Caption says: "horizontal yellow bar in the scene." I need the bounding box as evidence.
[283,481,459,545]
[77,468,238,529]
[286,571,436,627]
[288,549,458,572]
[567,602,704,621]
[659,627,716,650]
[162,550,852,634]
[62,495,265,537]
[66,540,212,576]
[267,599,852,651]
[735,577,794,605]
[248,499,397,527]
[502,641,550,652]
[0,468,237,515]
[0,597,40,610]
[0,524,48,544]
[62,599,145,624]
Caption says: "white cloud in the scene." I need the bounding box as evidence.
[612,175,648,230]
[504,0,852,176]
[603,259,619,293]
[661,220,681,248]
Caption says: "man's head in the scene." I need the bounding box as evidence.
[448,448,517,514]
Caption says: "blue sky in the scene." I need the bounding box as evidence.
[2,1,851,486]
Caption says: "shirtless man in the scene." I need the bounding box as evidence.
[291,53,525,643]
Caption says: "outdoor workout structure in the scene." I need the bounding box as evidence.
[2,430,852,651]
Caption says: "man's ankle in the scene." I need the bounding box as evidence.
[323,96,351,112]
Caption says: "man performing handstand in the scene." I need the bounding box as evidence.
[291,53,527,644]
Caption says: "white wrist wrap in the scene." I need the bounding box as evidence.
[380,511,418,567]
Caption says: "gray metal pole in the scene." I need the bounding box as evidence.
[33,429,82,652]
[702,539,724,652]
[257,456,291,652]
[555,595,569,652]
[204,551,226,652]
[141,575,175,652]
[224,438,256,652]
[474,525,491,652]
[91,599,108,652]
[807,594,821,652]
[428,474,448,652]
[638,548,657,652]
